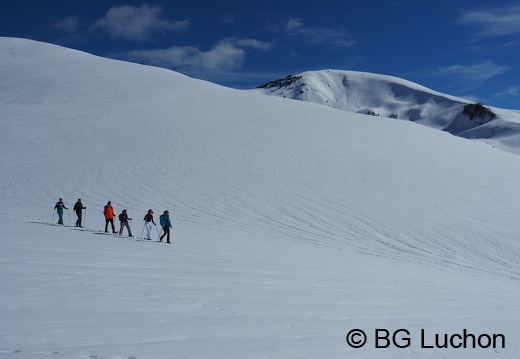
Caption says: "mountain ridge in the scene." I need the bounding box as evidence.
[254,69,520,154]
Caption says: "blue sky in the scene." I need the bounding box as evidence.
[2,1,520,109]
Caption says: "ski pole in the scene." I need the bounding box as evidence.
[67,208,72,225]
[51,209,55,223]
[156,225,162,240]
[84,208,87,227]
[141,221,145,238]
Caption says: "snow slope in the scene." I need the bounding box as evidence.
[255,70,520,154]
[2,37,520,358]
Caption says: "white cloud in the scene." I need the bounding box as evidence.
[507,85,520,96]
[496,85,519,97]
[52,17,80,33]
[488,85,520,108]
[499,40,520,48]
[437,61,509,83]
[231,38,271,51]
[221,13,234,24]
[90,4,190,41]
[283,18,355,48]
[285,19,304,33]
[123,38,271,71]
[458,5,520,38]
[403,61,510,96]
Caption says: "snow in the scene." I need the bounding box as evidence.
[1,37,520,358]
[255,69,520,155]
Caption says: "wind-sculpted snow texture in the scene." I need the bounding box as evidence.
[1,37,520,358]
[256,70,520,154]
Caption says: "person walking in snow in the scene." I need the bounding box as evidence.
[54,198,68,225]
[143,209,156,240]
[118,209,133,237]
[73,199,86,227]
[159,210,172,243]
[103,201,117,233]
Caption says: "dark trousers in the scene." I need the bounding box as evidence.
[57,209,64,224]
[160,226,170,242]
[75,211,83,227]
[105,218,116,232]
[119,221,133,236]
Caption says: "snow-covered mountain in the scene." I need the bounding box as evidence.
[255,70,520,154]
[2,37,520,358]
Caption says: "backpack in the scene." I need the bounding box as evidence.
[118,213,124,222]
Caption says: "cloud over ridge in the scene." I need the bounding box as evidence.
[90,4,191,41]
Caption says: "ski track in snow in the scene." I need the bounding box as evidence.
[2,38,520,358]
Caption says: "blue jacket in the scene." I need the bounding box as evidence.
[159,214,172,228]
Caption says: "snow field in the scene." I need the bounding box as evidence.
[1,37,520,358]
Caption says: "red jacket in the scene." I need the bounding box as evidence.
[103,205,115,219]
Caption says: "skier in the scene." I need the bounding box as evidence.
[73,199,86,227]
[103,201,117,233]
[143,209,156,240]
[159,210,172,243]
[118,209,133,237]
[54,198,68,225]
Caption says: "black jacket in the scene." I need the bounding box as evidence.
[119,212,131,223]
[73,201,86,213]
[143,214,155,224]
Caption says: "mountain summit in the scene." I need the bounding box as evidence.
[256,70,520,154]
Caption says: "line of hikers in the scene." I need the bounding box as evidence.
[54,198,173,243]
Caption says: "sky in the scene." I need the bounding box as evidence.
[2,0,520,109]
